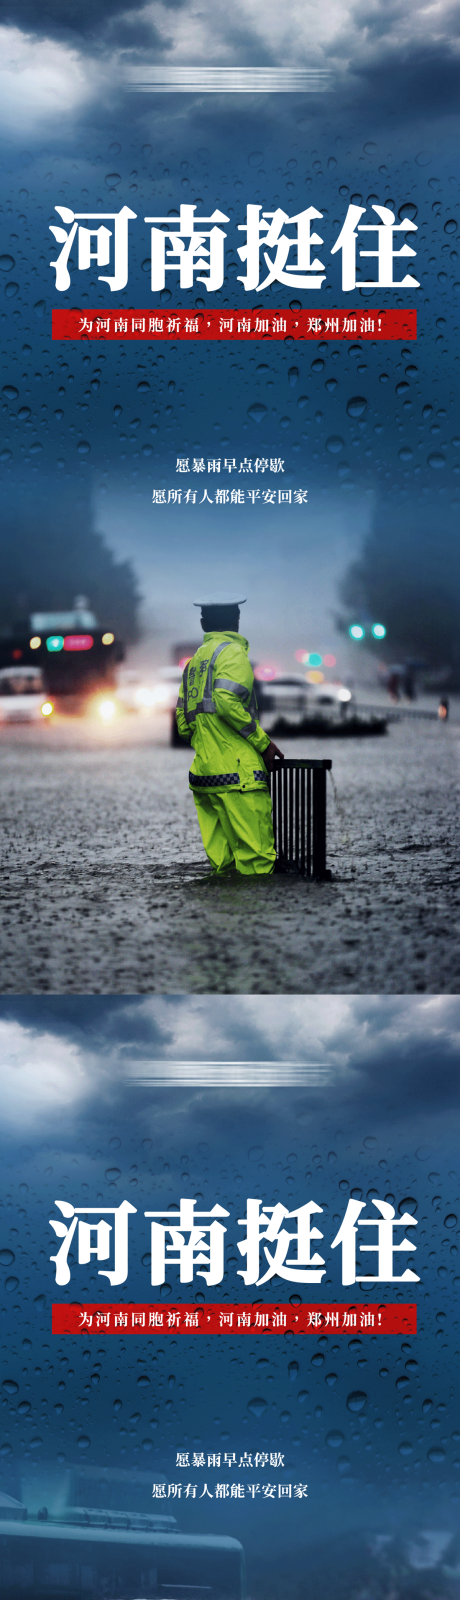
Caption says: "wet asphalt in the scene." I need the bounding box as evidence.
[1,711,459,994]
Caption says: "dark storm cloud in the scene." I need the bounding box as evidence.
[1,998,460,1141]
[0,995,170,1052]
[0,0,176,45]
[343,38,460,124]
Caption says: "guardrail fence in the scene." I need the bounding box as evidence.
[269,758,332,878]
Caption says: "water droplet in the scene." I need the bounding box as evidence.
[105,172,121,187]
[34,1294,46,1309]
[0,1444,12,1457]
[77,440,91,455]
[30,1437,43,1450]
[398,447,413,461]
[77,1435,91,1450]
[444,219,457,235]
[396,381,410,396]
[248,151,264,167]
[105,1167,121,1180]
[288,1361,299,1381]
[18,407,31,420]
[248,1145,264,1160]
[398,202,417,221]
[399,1441,413,1456]
[396,1375,410,1390]
[247,403,267,424]
[444,1213,457,1228]
[325,379,337,392]
[347,1390,367,1412]
[326,1430,344,1448]
[2,385,19,401]
[311,1353,324,1368]
[325,1373,338,1387]
[138,380,150,392]
[428,452,445,468]
[18,1401,31,1415]
[5,1276,19,1292]
[2,1379,19,1395]
[311,359,324,373]
[247,1397,267,1417]
[338,1456,350,1473]
[5,282,19,299]
[297,1390,308,1405]
[0,1250,15,1266]
[422,1399,433,1413]
[280,1410,291,1422]
[428,1446,445,1463]
[288,366,299,386]
[326,436,344,453]
[0,254,15,271]
[138,1374,150,1387]
[346,396,367,418]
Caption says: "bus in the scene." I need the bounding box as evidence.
[0,1464,245,1600]
[0,603,124,708]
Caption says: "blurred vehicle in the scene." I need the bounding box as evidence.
[0,1464,244,1600]
[257,674,354,734]
[118,668,183,715]
[0,666,53,723]
[0,598,124,711]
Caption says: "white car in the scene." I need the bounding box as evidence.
[0,666,53,723]
[117,666,183,714]
[258,674,354,733]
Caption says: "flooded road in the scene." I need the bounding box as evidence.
[1,711,459,993]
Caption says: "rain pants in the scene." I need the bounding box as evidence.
[176,631,276,875]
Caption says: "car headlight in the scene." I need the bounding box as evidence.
[98,699,116,722]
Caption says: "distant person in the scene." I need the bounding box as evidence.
[387,670,401,702]
[176,597,283,875]
[438,696,449,720]
[403,667,416,700]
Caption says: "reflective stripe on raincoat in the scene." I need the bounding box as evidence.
[176,630,271,793]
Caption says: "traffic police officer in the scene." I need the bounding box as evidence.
[176,597,284,875]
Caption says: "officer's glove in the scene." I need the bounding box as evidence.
[263,740,285,771]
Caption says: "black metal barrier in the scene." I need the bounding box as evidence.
[268,758,332,878]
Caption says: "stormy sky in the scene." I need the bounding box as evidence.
[0,1,459,665]
[0,995,458,1547]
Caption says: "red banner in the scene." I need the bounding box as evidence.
[52,308,417,342]
[52,1301,417,1336]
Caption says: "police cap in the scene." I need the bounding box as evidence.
[193,595,246,606]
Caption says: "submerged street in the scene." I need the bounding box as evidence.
[1,711,459,994]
